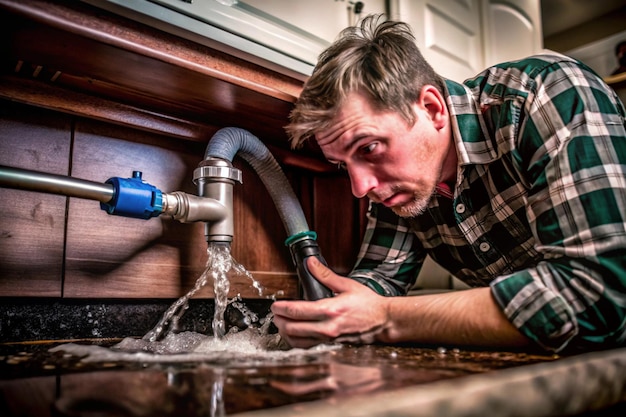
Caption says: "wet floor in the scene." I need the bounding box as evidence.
[2,299,625,416]
[0,338,596,417]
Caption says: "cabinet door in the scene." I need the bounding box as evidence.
[390,0,484,80]
[0,105,70,297]
[89,0,385,77]
[481,0,543,66]
[243,0,386,44]
[389,0,542,80]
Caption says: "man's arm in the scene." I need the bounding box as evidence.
[379,284,530,347]
[271,257,530,349]
[489,57,626,352]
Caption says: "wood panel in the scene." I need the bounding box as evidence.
[0,0,366,301]
[0,101,357,301]
[230,159,299,298]
[63,118,300,299]
[0,0,303,148]
[63,120,208,298]
[0,101,70,296]
[312,175,364,275]
[0,102,361,298]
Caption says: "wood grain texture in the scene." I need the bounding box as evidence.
[312,175,364,275]
[0,102,70,296]
[61,119,305,299]
[0,0,301,148]
[0,0,366,301]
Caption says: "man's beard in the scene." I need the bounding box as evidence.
[389,187,435,218]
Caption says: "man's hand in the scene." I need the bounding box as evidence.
[272,257,531,350]
[271,257,391,348]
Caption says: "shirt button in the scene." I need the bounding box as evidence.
[479,242,491,252]
[456,204,466,214]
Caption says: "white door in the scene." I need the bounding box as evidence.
[243,0,387,44]
[481,0,543,67]
[390,0,484,80]
[389,0,543,80]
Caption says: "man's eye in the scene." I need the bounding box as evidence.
[361,143,378,155]
[337,162,347,170]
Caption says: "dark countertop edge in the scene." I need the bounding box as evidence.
[234,346,626,417]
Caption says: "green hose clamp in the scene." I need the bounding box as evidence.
[284,230,318,247]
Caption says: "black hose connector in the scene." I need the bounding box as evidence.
[288,237,334,301]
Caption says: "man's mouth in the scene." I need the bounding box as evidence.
[381,192,408,208]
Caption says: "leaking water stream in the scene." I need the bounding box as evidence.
[143,242,262,343]
[51,243,338,366]
[8,247,613,417]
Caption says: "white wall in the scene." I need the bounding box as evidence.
[242,0,386,44]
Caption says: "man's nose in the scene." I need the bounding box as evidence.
[348,166,377,198]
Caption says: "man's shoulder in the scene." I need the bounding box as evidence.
[492,51,580,74]
[501,51,575,65]
[461,52,586,95]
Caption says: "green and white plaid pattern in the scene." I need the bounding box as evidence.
[349,53,626,352]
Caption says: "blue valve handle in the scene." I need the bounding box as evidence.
[100,171,163,219]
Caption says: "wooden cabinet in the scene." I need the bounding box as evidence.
[83,0,386,78]
[0,0,545,299]
[0,104,70,297]
[0,101,360,299]
[0,0,362,299]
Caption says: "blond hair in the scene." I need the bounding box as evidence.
[286,14,444,148]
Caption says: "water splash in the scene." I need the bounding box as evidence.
[143,242,263,343]
[209,243,232,339]
[50,242,340,366]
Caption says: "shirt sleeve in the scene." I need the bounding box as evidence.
[349,202,425,296]
[489,58,626,352]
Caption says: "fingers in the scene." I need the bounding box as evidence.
[306,257,358,294]
[272,306,332,348]
[270,260,369,349]
[271,298,329,321]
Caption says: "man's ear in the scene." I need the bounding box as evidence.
[419,85,448,130]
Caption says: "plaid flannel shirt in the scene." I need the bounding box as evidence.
[349,53,626,352]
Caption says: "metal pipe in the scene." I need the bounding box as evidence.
[162,191,228,223]
[193,158,241,243]
[204,127,333,300]
[0,164,114,203]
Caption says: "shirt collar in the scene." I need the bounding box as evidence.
[444,79,501,166]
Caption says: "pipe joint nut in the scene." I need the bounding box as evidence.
[193,158,242,184]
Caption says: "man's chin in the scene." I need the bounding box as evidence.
[373,190,432,217]
[390,201,428,217]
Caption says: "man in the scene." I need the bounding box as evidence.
[271,15,626,353]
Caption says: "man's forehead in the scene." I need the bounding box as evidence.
[314,113,348,146]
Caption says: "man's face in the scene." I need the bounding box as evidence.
[314,90,455,217]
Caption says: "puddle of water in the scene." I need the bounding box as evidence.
[51,242,338,366]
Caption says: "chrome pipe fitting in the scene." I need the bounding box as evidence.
[161,191,229,223]
[193,158,242,243]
